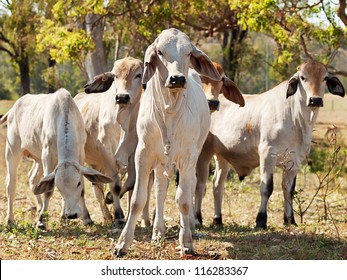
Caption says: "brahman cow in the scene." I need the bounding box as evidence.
[195,60,345,229]
[114,28,221,257]
[74,57,143,226]
[199,61,244,111]
[2,88,112,229]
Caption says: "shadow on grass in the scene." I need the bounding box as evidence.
[1,220,346,260]
[194,222,347,260]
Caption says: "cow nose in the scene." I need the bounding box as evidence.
[116,94,130,104]
[208,99,220,111]
[308,97,323,107]
[168,75,186,88]
[65,213,78,220]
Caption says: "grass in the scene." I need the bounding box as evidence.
[0,95,346,260]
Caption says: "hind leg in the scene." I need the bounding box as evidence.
[5,138,22,225]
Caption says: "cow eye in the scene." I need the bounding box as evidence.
[157,50,163,56]
[300,76,306,82]
[135,73,142,79]
[77,181,81,188]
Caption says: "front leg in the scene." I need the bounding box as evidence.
[282,170,298,226]
[152,167,169,242]
[114,145,153,256]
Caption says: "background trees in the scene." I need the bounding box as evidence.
[0,0,346,99]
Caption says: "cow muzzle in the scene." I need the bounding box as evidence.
[208,99,220,111]
[116,94,130,104]
[167,75,186,89]
[308,97,323,107]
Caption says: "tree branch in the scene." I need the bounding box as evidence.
[337,0,347,26]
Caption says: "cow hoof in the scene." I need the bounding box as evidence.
[36,221,46,230]
[113,245,127,257]
[83,219,94,226]
[213,216,223,226]
[113,219,126,229]
[255,224,267,230]
[181,247,195,257]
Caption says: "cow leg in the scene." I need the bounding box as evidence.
[92,182,113,224]
[176,162,196,256]
[282,170,298,226]
[152,167,169,242]
[195,147,214,227]
[212,155,229,225]
[255,148,276,229]
[37,149,55,230]
[114,146,153,256]
[109,176,125,228]
[28,161,43,213]
[5,139,22,225]
[79,187,93,225]
[141,172,154,227]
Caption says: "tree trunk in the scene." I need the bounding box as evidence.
[48,57,57,93]
[85,13,107,82]
[222,28,248,81]
[18,55,30,95]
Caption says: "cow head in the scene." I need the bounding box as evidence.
[200,62,244,111]
[286,60,345,107]
[84,57,144,106]
[142,28,221,94]
[33,161,112,220]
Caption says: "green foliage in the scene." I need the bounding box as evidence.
[36,19,94,64]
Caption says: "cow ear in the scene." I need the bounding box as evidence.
[222,76,245,107]
[81,166,113,184]
[190,46,221,81]
[33,172,55,195]
[142,43,157,84]
[326,76,345,97]
[286,74,299,98]
[84,72,115,93]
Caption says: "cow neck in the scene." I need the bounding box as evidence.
[152,74,186,178]
[289,88,320,152]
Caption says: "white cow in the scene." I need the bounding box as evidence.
[114,28,221,257]
[3,88,112,229]
[74,57,144,226]
[195,60,345,228]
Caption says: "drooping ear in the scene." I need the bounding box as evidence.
[190,46,221,81]
[81,166,113,184]
[84,72,115,93]
[286,73,299,98]
[33,172,55,195]
[326,76,345,97]
[222,76,245,107]
[142,43,158,84]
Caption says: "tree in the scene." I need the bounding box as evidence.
[230,0,347,79]
[0,0,39,95]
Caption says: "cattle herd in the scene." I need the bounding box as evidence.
[0,28,345,257]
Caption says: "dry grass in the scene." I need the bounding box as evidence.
[0,96,346,260]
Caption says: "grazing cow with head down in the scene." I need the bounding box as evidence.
[195,60,345,228]
[114,28,221,257]
[2,88,112,229]
[74,57,144,226]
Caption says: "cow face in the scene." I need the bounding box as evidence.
[33,161,112,220]
[200,62,244,111]
[84,57,144,108]
[286,60,345,107]
[142,28,221,94]
[112,58,144,107]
